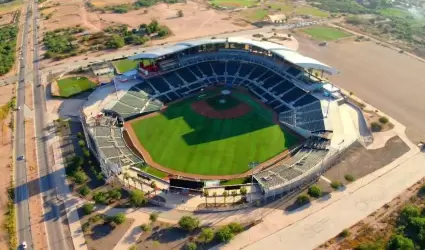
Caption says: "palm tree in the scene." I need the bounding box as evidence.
[203,189,209,207]
[231,191,237,205]
[223,191,228,205]
[131,176,137,188]
[123,172,130,187]
[150,181,157,196]
[212,192,217,207]
[240,187,247,202]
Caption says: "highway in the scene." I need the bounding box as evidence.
[14,1,33,249]
[31,1,73,250]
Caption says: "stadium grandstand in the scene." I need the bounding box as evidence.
[81,37,360,198]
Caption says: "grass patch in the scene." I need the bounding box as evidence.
[241,9,269,22]
[0,97,15,120]
[294,6,329,18]
[130,91,298,176]
[268,2,293,11]
[220,178,250,185]
[301,26,351,41]
[113,59,139,73]
[56,76,97,97]
[140,166,168,179]
[210,0,258,8]
[379,8,413,19]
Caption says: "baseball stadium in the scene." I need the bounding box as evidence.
[80,37,366,198]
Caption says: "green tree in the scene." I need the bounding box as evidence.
[108,188,122,200]
[308,185,322,198]
[398,205,420,225]
[345,174,355,182]
[112,213,126,225]
[228,222,243,233]
[106,34,125,49]
[82,203,95,215]
[296,194,310,206]
[223,191,228,205]
[231,190,237,204]
[330,181,342,190]
[93,191,108,204]
[387,234,414,250]
[185,242,197,250]
[177,10,183,17]
[78,185,90,197]
[149,212,158,224]
[130,190,147,207]
[199,228,214,243]
[150,181,157,195]
[178,216,200,232]
[140,223,151,232]
[240,187,247,200]
[216,226,234,242]
[78,140,85,147]
[203,189,209,206]
[73,171,88,184]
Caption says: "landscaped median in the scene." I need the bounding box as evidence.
[52,76,98,98]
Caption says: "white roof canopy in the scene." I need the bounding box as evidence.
[128,37,338,75]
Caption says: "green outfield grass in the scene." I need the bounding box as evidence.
[130,91,299,176]
[210,0,258,7]
[56,76,96,97]
[113,59,139,73]
[301,26,352,41]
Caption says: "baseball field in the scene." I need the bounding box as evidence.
[127,89,299,177]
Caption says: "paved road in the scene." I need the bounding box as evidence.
[15,1,34,249]
[31,2,73,250]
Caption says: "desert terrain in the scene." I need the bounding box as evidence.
[297,35,425,143]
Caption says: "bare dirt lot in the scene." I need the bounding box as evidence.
[86,1,251,37]
[40,0,100,32]
[297,36,425,143]
[323,136,409,186]
[0,11,17,26]
[0,84,14,249]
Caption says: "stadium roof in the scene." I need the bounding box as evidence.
[128,37,338,75]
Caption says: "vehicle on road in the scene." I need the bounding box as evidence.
[17,106,20,110]
[21,241,27,249]
[17,155,25,161]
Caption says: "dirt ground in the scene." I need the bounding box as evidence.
[297,35,425,143]
[316,176,425,249]
[90,0,134,7]
[80,213,135,250]
[0,113,12,250]
[323,136,409,186]
[0,84,15,105]
[39,0,100,32]
[0,84,15,249]
[0,11,17,26]
[87,1,251,35]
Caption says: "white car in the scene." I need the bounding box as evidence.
[22,241,27,249]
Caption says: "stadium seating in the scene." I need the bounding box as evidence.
[106,56,326,135]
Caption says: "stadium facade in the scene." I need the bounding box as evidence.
[80,37,356,197]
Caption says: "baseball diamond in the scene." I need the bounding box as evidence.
[124,88,300,177]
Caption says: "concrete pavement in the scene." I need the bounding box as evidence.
[30,2,73,249]
[15,1,34,249]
